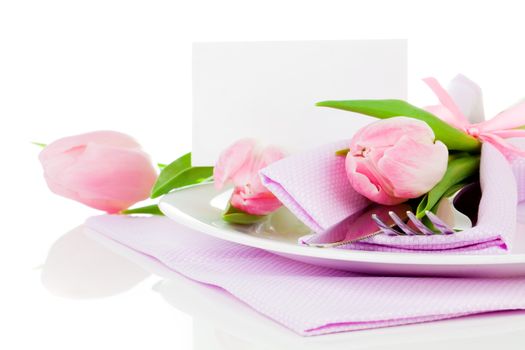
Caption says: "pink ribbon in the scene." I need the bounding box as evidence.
[423,77,525,159]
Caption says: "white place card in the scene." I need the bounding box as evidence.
[192,40,407,165]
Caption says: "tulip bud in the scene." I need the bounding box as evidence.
[345,117,448,205]
[39,131,157,213]
[214,139,284,215]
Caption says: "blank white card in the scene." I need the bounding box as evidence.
[192,40,407,165]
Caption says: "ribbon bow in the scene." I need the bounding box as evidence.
[423,75,525,159]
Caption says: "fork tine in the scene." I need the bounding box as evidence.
[371,210,455,238]
[406,211,435,235]
[425,211,455,235]
[388,211,419,236]
[371,214,403,236]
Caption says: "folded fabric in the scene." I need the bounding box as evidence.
[510,139,525,203]
[261,142,519,253]
[86,215,525,336]
[260,140,371,233]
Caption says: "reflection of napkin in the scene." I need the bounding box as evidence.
[86,215,525,336]
[261,142,519,253]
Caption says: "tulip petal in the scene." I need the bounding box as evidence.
[213,138,256,189]
[41,138,157,213]
[39,131,158,213]
[344,117,449,205]
[345,156,405,205]
[57,143,157,212]
[230,186,283,215]
[349,117,436,150]
[39,131,140,163]
[214,139,285,217]
[378,137,449,198]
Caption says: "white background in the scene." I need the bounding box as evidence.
[2,1,525,349]
[192,40,407,165]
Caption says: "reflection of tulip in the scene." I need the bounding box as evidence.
[42,226,150,299]
[39,131,158,213]
[345,117,448,205]
[214,139,284,215]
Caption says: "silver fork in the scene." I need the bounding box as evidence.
[303,210,455,248]
[372,210,455,236]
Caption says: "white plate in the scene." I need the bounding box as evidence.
[159,183,525,277]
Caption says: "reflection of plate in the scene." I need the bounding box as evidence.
[159,183,525,277]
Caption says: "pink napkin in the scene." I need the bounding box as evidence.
[261,142,519,253]
[86,215,525,336]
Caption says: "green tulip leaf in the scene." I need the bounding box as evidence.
[151,153,213,198]
[151,152,192,198]
[441,182,468,200]
[316,99,481,152]
[222,201,266,225]
[416,155,480,218]
[121,204,164,216]
[165,166,213,190]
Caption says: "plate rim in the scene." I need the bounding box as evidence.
[159,183,525,267]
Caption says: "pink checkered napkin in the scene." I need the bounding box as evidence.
[261,142,519,253]
[260,140,371,233]
[85,215,525,336]
[509,139,525,203]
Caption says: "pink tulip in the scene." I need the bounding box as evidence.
[345,117,448,205]
[214,139,284,215]
[39,131,158,213]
